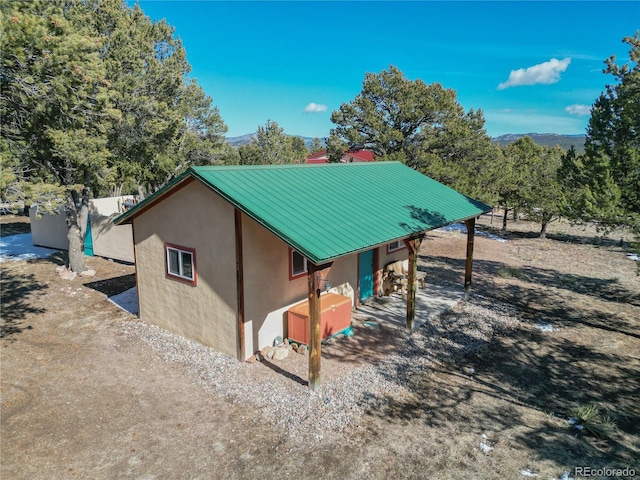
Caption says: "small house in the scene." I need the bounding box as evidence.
[115,162,490,389]
[306,149,375,164]
[30,196,135,263]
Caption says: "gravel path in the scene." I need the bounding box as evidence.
[117,294,522,442]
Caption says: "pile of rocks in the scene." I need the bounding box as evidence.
[248,337,308,363]
[55,265,96,281]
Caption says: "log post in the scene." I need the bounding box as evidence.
[235,209,245,360]
[307,261,332,391]
[464,217,476,297]
[403,235,423,331]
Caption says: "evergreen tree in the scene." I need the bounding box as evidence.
[251,120,297,164]
[328,65,498,200]
[88,0,229,198]
[579,33,640,232]
[1,0,116,272]
[309,137,324,154]
[521,146,567,238]
[1,0,232,271]
[290,136,309,162]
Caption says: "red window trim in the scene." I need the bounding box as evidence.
[165,243,198,286]
[289,247,308,281]
[386,241,406,254]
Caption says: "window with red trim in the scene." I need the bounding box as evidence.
[165,244,197,285]
[290,248,308,279]
[387,240,405,254]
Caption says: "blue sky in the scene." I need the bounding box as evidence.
[135,1,638,139]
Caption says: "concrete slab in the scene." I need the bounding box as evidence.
[354,283,465,328]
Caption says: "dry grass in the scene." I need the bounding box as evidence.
[1,214,639,479]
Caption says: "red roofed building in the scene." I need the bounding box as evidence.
[306,149,375,164]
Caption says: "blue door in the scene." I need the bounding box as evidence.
[84,214,94,256]
[359,249,374,301]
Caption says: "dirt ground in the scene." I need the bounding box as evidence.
[1,214,639,479]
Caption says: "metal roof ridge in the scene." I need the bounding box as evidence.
[190,161,400,172]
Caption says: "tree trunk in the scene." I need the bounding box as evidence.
[539,213,554,239]
[64,189,89,273]
[502,207,509,231]
[539,221,548,239]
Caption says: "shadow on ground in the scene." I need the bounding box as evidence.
[0,269,46,340]
[361,252,640,467]
[84,274,136,297]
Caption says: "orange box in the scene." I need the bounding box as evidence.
[287,293,352,345]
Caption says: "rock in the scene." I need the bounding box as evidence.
[291,343,299,353]
[283,338,289,346]
[273,348,289,361]
[59,270,77,281]
[261,346,274,359]
[55,265,66,273]
[245,354,257,363]
[80,269,96,277]
[298,344,308,355]
[273,336,283,347]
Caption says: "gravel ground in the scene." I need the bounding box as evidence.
[117,293,522,443]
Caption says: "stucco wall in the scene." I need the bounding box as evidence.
[29,206,68,250]
[133,181,238,359]
[380,243,409,269]
[242,214,358,358]
[91,196,134,216]
[29,197,135,263]
[90,214,134,263]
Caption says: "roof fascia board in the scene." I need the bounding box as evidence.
[113,169,194,225]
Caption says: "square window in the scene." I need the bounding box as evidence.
[165,244,196,285]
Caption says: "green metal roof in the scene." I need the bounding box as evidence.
[116,162,491,264]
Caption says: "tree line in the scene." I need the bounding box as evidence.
[326,45,639,243]
[1,0,637,271]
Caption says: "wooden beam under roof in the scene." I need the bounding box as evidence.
[464,218,476,296]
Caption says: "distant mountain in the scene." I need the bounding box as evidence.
[227,132,587,153]
[226,133,318,148]
[226,133,257,147]
[492,133,586,153]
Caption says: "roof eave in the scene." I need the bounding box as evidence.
[113,169,195,225]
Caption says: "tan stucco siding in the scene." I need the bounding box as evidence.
[133,181,238,358]
[242,215,357,357]
[380,244,409,268]
[29,206,68,250]
[91,214,134,263]
[29,198,135,263]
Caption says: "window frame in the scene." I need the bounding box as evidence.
[289,248,308,280]
[386,240,406,254]
[165,243,197,286]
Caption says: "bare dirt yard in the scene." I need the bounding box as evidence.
[1,214,639,479]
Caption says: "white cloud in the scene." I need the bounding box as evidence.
[498,58,571,90]
[564,104,591,116]
[303,102,327,113]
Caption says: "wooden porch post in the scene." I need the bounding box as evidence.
[403,235,423,331]
[307,261,332,391]
[464,218,476,297]
[234,209,245,360]
[373,247,381,297]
